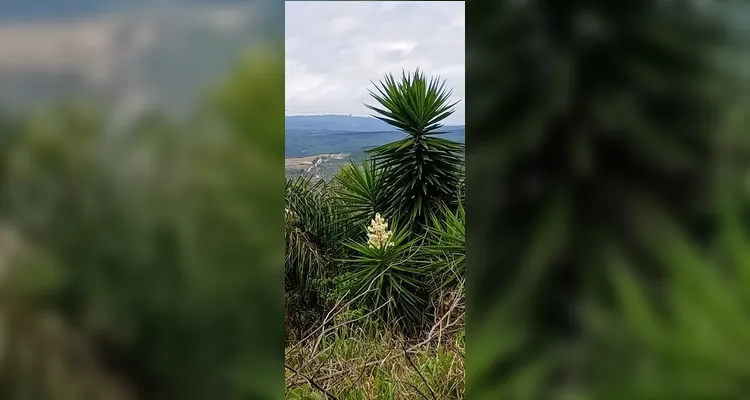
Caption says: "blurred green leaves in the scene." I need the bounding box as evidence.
[583,199,750,399]
[467,0,750,399]
[0,47,285,400]
[212,47,286,162]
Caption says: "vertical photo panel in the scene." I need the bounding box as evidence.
[285,1,465,398]
[0,1,285,399]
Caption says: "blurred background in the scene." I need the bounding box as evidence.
[0,1,284,399]
[467,0,750,399]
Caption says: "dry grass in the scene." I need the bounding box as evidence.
[285,289,465,400]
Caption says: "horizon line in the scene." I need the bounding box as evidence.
[285,113,465,125]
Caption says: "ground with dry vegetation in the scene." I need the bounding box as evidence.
[285,289,464,399]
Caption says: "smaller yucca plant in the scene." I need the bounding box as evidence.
[341,213,425,331]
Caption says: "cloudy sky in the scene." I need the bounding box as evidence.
[285,1,465,124]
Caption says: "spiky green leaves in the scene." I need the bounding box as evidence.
[423,199,466,291]
[584,203,750,398]
[341,221,425,332]
[333,158,388,241]
[365,69,458,136]
[365,70,465,230]
[285,177,341,295]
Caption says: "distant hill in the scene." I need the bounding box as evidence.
[0,2,281,121]
[286,114,464,133]
[285,115,465,158]
[0,0,251,23]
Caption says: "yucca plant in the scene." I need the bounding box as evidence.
[365,69,464,231]
[340,215,426,331]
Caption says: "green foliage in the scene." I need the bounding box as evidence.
[0,50,285,400]
[211,48,286,161]
[333,158,388,240]
[284,68,466,398]
[422,199,466,291]
[285,176,341,295]
[341,224,426,331]
[365,70,465,231]
[465,2,750,398]
[580,197,750,399]
[465,11,740,399]
[284,70,466,336]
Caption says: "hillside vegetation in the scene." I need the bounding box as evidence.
[285,69,466,399]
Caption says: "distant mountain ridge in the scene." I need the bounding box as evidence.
[285,115,465,158]
[286,114,464,132]
[0,0,250,23]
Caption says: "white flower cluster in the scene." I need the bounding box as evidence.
[367,213,394,249]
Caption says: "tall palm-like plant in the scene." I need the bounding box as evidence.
[365,70,464,231]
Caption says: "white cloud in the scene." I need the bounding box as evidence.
[327,17,359,36]
[380,1,406,12]
[379,40,418,54]
[285,1,465,124]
